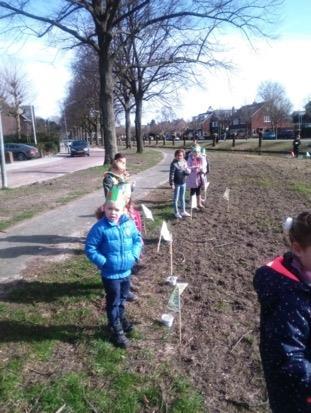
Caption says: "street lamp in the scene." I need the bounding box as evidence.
[0,103,8,189]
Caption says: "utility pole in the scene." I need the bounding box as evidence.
[31,105,37,145]
[0,108,8,189]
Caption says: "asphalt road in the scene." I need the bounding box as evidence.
[5,149,105,188]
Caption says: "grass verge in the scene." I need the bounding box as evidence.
[0,253,204,413]
[0,149,163,231]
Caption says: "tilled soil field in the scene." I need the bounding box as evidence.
[130,152,311,413]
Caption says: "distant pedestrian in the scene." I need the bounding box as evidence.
[293,134,301,158]
[169,149,191,219]
[85,186,143,348]
[254,212,311,413]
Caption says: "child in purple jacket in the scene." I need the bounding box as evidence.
[186,145,204,208]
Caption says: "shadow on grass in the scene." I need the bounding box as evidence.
[0,246,82,259]
[0,235,84,244]
[0,320,110,344]
[142,238,159,246]
[1,280,102,303]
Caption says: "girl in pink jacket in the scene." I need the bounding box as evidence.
[186,145,204,208]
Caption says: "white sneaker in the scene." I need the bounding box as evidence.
[181,211,191,217]
[175,212,182,219]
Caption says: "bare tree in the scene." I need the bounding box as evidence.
[1,67,29,139]
[257,81,292,136]
[0,0,283,161]
[64,46,101,144]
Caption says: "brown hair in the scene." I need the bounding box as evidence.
[114,153,126,161]
[289,212,311,248]
[95,204,105,220]
[174,149,185,157]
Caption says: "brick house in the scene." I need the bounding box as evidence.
[190,109,213,137]
[1,103,32,138]
[209,109,233,136]
[230,102,293,136]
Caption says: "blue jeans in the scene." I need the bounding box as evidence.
[173,183,186,214]
[102,277,130,327]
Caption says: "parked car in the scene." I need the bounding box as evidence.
[70,140,90,157]
[277,129,295,139]
[262,131,276,140]
[4,143,40,161]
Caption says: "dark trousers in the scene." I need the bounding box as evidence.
[190,187,200,196]
[102,277,130,327]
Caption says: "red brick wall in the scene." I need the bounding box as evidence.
[2,113,30,137]
[251,107,293,131]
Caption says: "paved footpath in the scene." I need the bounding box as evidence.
[0,149,172,283]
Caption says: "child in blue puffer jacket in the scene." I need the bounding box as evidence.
[85,186,142,348]
[254,211,311,413]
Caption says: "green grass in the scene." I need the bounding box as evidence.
[0,210,37,231]
[0,254,204,413]
[145,201,173,233]
[291,182,311,198]
[258,178,274,189]
[151,138,311,155]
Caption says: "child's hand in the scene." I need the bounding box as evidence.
[171,184,175,190]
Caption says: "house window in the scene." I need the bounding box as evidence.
[264,115,271,123]
[211,121,218,127]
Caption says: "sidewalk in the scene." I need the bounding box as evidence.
[0,149,171,282]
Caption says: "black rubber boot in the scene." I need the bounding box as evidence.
[121,317,134,333]
[112,322,130,349]
[126,291,138,302]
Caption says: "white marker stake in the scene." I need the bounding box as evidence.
[157,221,172,252]
[141,204,154,237]
[168,283,188,344]
[223,188,230,212]
[141,204,154,221]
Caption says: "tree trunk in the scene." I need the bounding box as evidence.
[135,96,144,153]
[125,100,131,149]
[98,49,117,164]
[16,114,21,139]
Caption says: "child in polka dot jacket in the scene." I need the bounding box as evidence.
[254,212,311,413]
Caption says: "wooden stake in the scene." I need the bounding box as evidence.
[170,241,173,276]
[144,217,147,236]
[179,292,182,344]
[157,235,162,253]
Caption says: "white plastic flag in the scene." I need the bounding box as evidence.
[306,152,311,158]
[160,221,172,242]
[191,194,197,209]
[223,188,230,201]
[141,204,154,221]
[157,220,172,252]
[168,282,188,343]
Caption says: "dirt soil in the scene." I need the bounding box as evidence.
[129,152,311,412]
[2,151,310,413]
